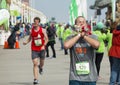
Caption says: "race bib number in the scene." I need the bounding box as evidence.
[76,62,90,75]
[34,39,42,46]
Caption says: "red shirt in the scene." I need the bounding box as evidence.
[31,26,45,51]
[109,29,120,58]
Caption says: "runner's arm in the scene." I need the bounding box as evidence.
[64,33,81,49]
[23,35,32,45]
[81,31,100,49]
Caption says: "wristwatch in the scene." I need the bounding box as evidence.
[78,33,81,37]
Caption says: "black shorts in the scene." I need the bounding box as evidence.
[32,50,45,60]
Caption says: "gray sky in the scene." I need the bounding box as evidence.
[34,0,106,23]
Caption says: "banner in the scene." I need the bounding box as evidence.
[0,0,7,9]
[69,0,87,25]
[0,9,10,25]
[111,0,116,22]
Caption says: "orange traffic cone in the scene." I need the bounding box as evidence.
[15,36,20,49]
[4,36,9,49]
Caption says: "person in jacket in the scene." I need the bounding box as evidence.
[62,24,72,55]
[106,29,113,66]
[56,23,64,50]
[93,22,107,80]
[46,23,57,58]
[109,21,120,85]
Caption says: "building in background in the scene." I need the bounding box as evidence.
[10,0,47,25]
[0,0,47,45]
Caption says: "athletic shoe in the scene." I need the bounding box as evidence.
[38,65,43,75]
[33,79,39,84]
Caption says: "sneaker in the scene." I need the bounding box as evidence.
[33,79,39,84]
[65,53,68,55]
[46,55,49,58]
[38,65,43,75]
[52,55,56,58]
[49,56,53,59]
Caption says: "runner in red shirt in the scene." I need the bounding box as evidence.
[23,17,48,84]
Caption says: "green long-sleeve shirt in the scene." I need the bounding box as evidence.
[106,30,112,52]
[93,30,107,53]
[56,26,64,38]
[62,28,72,41]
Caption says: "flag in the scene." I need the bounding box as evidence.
[69,0,78,25]
[80,0,87,19]
[111,0,116,22]
[0,0,7,9]
[69,0,87,25]
[76,0,81,16]
[77,0,87,19]
[69,3,75,25]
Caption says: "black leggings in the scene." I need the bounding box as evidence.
[46,44,56,57]
[95,53,104,76]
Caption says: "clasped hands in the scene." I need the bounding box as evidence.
[77,31,87,38]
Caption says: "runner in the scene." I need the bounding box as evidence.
[64,16,100,85]
[23,17,48,84]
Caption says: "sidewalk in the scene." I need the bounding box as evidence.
[0,36,110,85]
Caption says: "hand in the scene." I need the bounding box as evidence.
[81,31,86,38]
[23,42,27,45]
[41,45,46,50]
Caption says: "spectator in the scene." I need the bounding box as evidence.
[46,23,57,58]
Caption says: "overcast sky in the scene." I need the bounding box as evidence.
[33,0,106,23]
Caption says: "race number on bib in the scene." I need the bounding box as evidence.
[34,39,42,46]
[76,62,90,75]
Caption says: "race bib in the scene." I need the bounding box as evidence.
[76,62,90,75]
[34,39,42,46]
